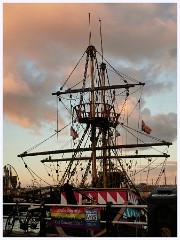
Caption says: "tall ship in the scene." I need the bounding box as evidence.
[17,15,172,237]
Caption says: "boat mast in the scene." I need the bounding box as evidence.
[99,18,108,188]
[89,14,97,186]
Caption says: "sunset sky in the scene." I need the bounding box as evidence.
[3,3,177,187]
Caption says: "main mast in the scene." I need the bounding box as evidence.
[88,44,97,186]
[88,13,97,186]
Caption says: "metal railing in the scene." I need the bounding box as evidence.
[3,202,148,237]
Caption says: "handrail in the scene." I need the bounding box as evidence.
[3,202,147,208]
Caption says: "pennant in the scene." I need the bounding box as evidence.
[70,127,79,139]
[142,120,152,134]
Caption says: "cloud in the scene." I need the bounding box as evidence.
[141,110,177,142]
[4,73,32,96]
[3,62,65,132]
[3,3,177,135]
[101,3,176,62]
[3,3,176,64]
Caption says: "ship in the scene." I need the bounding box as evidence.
[17,14,172,237]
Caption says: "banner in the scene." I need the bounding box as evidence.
[51,206,101,230]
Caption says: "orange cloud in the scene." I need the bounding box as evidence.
[3,3,176,133]
[4,73,32,96]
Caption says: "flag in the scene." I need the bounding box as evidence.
[142,120,152,134]
[70,127,79,139]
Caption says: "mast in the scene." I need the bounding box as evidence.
[101,61,108,187]
[88,14,97,186]
[100,18,108,188]
[89,45,97,186]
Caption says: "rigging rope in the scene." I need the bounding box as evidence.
[24,123,70,153]
[154,157,168,186]
[59,125,90,186]
[21,157,52,186]
[131,148,169,176]
[121,123,168,148]
[60,50,86,90]
[97,50,143,85]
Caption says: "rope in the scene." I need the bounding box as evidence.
[121,123,168,148]
[132,148,168,176]
[24,124,70,153]
[154,157,168,186]
[97,50,143,85]
[21,157,51,186]
[60,51,86,90]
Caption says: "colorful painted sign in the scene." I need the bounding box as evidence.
[51,206,101,230]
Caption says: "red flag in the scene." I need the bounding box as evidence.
[142,120,152,134]
[70,127,79,139]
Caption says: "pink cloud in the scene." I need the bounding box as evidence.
[4,73,33,96]
[3,3,176,134]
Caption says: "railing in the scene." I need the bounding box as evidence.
[73,103,120,127]
[3,202,148,237]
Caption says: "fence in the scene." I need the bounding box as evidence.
[3,202,147,237]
